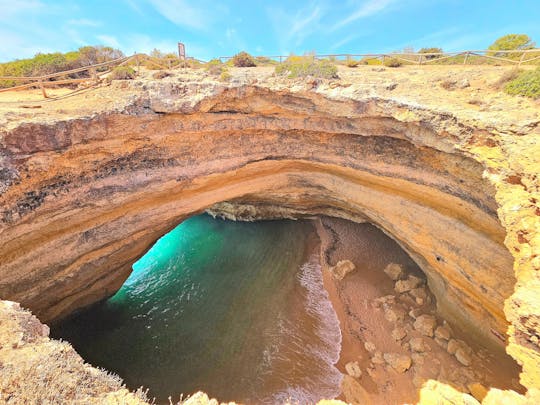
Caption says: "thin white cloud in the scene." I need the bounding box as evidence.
[331,0,395,31]
[147,0,212,30]
[96,35,121,48]
[330,34,361,51]
[0,0,44,21]
[68,18,102,27]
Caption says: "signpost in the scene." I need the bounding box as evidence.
[178,43,186,60]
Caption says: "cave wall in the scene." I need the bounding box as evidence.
[2,85,538,396]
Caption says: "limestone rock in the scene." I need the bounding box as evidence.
[330,260,356,281]
[410,337,429,352]
[435,325,451,340]
[383,353,412,373]
[456,348,472,366]
[408,308,423,319]
[364,341,376,352]
[395,275,423,293]
[447,339,460,355]
[410,287,427,301]
[384,306,406,323]
[435,337,448,349]
[383,263,405,280]
[413,314,437,337]
[371,351,385,365]
[391,327,407,341]
[467,383,488,402]
[340,375,372,405]
[345,361,362,378]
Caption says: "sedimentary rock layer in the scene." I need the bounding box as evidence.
[0,78,538,399]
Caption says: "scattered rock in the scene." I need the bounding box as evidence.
[395,275,423,293]
[383,353,412,373]
[408,308,423,319]
[435,337,448,349]
[364,341,376,352]
[456,348,472,366]
[447,339,460,355]
[345,361,363,378]
[330,260,356,280]
[340,375,372,405]
[435,325,451,340]
[413,314,437,337]
[410,287,427,301]
[391,327,407,341]
[410,337,429,352]
[384,306,406,323]
[467,383,488,402]
[457,79,471,89]
[371,351,385,365]
[411,352,426,365]
[383,263,404,280]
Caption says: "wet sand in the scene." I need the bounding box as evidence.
[314,216,523,404]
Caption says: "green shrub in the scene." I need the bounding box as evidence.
[219,70,232,82]
[419,47,443,60]
[109,66,136,80]
[232,51,256,67]
[205,59,227,76]
[504,67,540,98]
[275,55,338,79]
[493,68,523,89]
[255,56,278,66]
[152,70,171,79]
[384,57,402,67]
[360,57,382,65]
[488,34,535,58]
[345,58,360,68]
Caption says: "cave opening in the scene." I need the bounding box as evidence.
[50,213,523,404]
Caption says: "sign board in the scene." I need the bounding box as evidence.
[178,43,186,60]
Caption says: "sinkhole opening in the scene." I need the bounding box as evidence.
[51,214,524,404]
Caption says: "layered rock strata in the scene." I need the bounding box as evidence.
[0,69,539,401]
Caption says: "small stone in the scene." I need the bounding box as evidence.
[410,287,427,300]
[409,308,423,319]
[410,337,429,352]
[391,327,407,341]
[413,375,426,388]
[447,339,460,355]
[383,353,412,373]
[411,352,425,365]
[331,260,356,280]
[345,361,362,378]
[413,314,437,337]
[457,79,471,89]
[435,337,448,349]
[384,306,406,323]
[456,348,472,366]
[435,325,451,341]
[364,341,376,352]
[415,297,424,305]
[467,383,488,402]
[372,351,385,365]
[395,275,423,293]
[402,342,411,351]
[383,263,405,280]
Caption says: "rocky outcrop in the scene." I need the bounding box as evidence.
[0,67,538,401]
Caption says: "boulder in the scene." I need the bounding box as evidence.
[384,306,406,323]
[383,353,412,373]
[383,263,405,280]
[391,327,407,341]
[330,260,356,281]
[467,383,488,402]
[456,348,472,366]
[395,275,423,293]
[413,314,437,337]
[410,337,429,352]
[435,325,451,340]
[345,361,362,378]
[447,339,460,355]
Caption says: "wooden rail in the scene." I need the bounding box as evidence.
[0,53,197,98]
[219,48,540,66]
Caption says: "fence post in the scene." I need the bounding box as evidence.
[419,54,424,65]
[89,67,98,83]
[463,52,470,65]
[518,52,526,66]
[38,79,48,98]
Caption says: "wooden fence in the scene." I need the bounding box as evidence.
[1,48,539,100]
[219,48,540,66]
[0,53,193,99]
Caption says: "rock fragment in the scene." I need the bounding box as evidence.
[345,361,362,378]
[371,351,385,365]
[413,314,437,337]
[391,327,407,341]
[383,263,405,280]
[364,341,376,352]
[410,337,429,352]
[455,348,472,366]
[467,383,488,402]
[383,353,412,373]
[384,306,406,323]
[435,325,451,340]
[447,339,460,355]
[330,260,356,281]
[395,275,423,293]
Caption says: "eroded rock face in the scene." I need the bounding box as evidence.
[0,76,538,400]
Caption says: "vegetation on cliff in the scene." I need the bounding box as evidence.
[504,66,540,98]
[275,54,338,79]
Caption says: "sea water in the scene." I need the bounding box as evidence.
[52,215,342,404]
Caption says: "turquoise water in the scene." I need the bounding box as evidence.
[52,215,342,404]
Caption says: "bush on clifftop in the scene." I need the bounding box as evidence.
[232,51,256,67]
[274,55,338,79]
[504,67,540,99]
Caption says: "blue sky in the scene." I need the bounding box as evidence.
[1,0,539,62]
